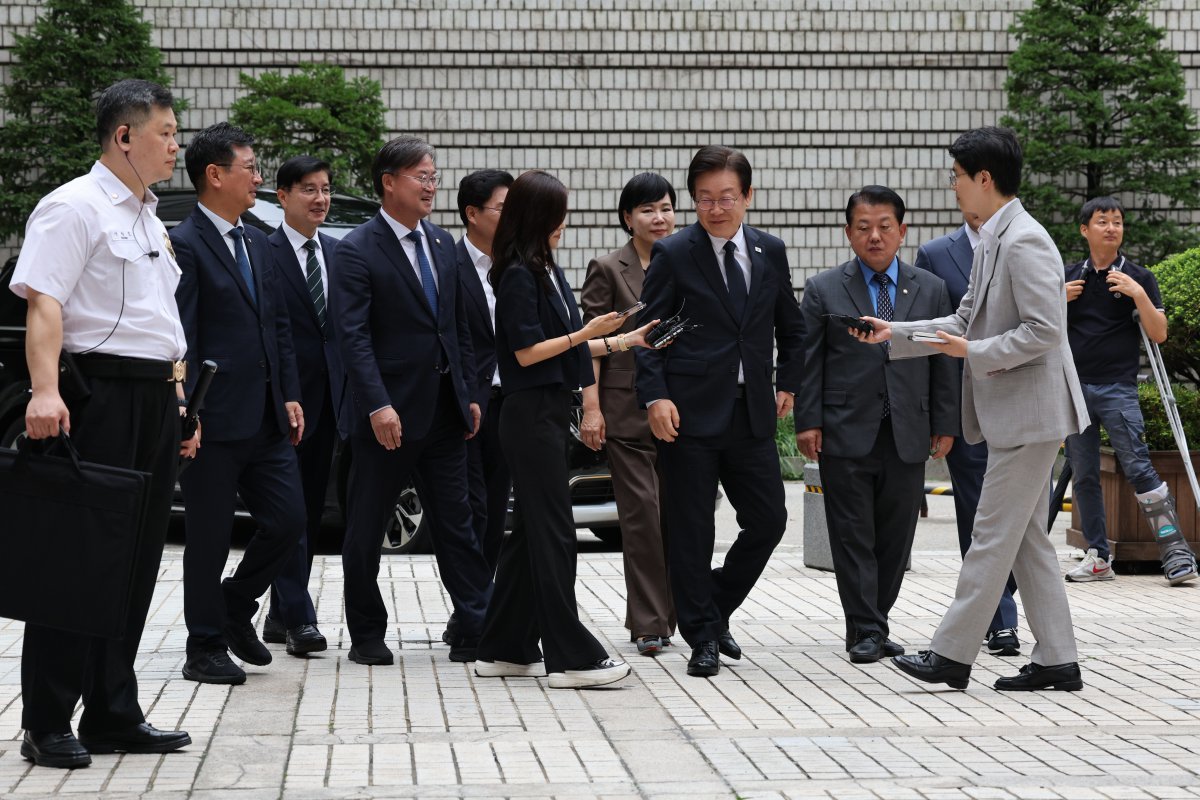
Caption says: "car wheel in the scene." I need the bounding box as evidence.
[590,525,622,548]
[382,482,433,555]
[1,416,25,449]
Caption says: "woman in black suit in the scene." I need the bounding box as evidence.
[474,170,659,690]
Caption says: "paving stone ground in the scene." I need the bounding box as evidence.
[1,488,1198,799]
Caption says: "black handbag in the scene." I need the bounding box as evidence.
[0,432,153,639]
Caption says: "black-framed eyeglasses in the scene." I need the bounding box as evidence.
[216,161,262,176]
[695,196,739,212]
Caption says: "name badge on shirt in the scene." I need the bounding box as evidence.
[110,230,135,242]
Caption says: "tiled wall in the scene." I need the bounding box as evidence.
[2,1,1198,288]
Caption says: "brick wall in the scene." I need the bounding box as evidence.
[2,0,1198,288]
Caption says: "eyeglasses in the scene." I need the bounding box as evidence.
[695,196,739,212]
[391,171,441,188]
[217,162,262,176]
[480,205,504,214]
[296,186,333,197]
[948,170,968,188]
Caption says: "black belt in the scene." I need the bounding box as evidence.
[73,353,187,383]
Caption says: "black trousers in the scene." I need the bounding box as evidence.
[342,375,493,645]
[268,386,336,627]
[21,376,178,734]
[465,390,510,573]
[476,386,607,673]
[819,418,924,646]
[656,396,788,647]
[179,400,305,654]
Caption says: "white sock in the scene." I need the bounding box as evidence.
[1135,481,1170,505]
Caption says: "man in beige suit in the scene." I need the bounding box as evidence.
[854,127,1090,692]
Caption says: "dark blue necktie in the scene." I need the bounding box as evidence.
[873,272,893,417]
[406,229,439,320]
[227,226,256,306]
[723,240,747,320]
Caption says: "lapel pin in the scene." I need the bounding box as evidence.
[435,238,441,244]
[902,288,908,294]
[754,246,762,253]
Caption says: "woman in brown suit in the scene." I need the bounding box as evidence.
[579,173,678,655]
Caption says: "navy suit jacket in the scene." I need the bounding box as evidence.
[914,225,973,308]
[794,259,960,461]
[455,237,496,414]
[266,227,346,440]
[331,212,475,441]
[172,206,302,442]
[634,222,805,439]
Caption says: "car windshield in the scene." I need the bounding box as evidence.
[155,189,379,240]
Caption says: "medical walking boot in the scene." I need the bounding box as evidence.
[1137,484,1198,586]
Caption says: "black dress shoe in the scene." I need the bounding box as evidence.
[348,639,395,666]
[286,624,328,656]
[183,649,247,685]
[79,722,191,755]
[442,612,459,646]
[262,614,286,645]
[883,639,905,657]
[449,637,478,663]
[224,620,272,666]
[717,628,741,660]
[849,632,885,664]
[994,661,1083,692]
[687,641,721,677]
[20,731,91,769]
[892,650,972,690]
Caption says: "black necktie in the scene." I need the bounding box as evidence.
[723,241,747,320]
[873,272,893,417]
[227,226,256,306]
[302,239,327,334]
[405,229,439,320]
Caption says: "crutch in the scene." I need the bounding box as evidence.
[1133,309,1198,583]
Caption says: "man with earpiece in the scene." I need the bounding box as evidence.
[9,79,195,769]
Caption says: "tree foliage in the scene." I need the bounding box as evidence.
[1002,0,1200,266]
[229,64,386,197]
[0,0,183,241]
[1149,246,1200,387]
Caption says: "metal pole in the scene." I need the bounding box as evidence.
[1134,310,1200,511]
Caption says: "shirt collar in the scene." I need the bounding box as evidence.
[979,197,1020,242]
[91,160,158,212]
[963,222,981,251]
[462,234,490,269]
[381,209,418,242]
[282,221,318,253]
[706,225,748,259]
[197,202,242,238]
[857,256,899,287]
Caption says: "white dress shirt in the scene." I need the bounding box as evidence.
[963,222,981,252]
[380,210,439,291]
[10,161,187,360]
[707,224,751,384]
[196,202,251,263]
[281,221,328,297]
[463,235,501,387]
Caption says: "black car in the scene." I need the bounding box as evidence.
[0,189,621,554]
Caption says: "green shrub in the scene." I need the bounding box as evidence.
[775,415,806,480]
[1149,246,1200,387]
[1100,382,1200,451]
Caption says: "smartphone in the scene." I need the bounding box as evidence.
[822,313,874,334]
[617,301,646,318]
[909,331,944,343]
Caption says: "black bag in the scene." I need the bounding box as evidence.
[0,433,152,639]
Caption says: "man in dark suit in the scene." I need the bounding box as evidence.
[795,186,959,664]
[258,155,345,657]
[635,145,805,678]
[331,136,493,666]
[172,123,309,685]
[455,169,514,576]
[914,214,1021,656]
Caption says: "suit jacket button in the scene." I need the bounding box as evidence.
[259,360,266,368]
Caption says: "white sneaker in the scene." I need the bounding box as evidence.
[1065,548,1115,582]
[547,658,630,689]
[474,660,547,678]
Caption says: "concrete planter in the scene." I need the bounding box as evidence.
[802,462,911,573]
[1067,448,1200,563]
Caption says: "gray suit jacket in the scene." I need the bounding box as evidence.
[891,199,1089,448]
[795,258,960,462]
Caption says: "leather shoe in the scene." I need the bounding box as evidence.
[182,649,247,685]
[348,639,394,666]
[994,661,1083,692]
[262,614,286,645]
[20,731,91,769]
[224,620,272,666]
[78,722,191,755]
[286,624,327,656]
[687,641,720,677]
[883,639,905,657]
[717,628,741,660]
[442,612,460,646]
[849,632,884,664]
[449,637,478,663]
[892,650,971,690]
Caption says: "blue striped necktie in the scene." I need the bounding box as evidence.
[406,229,439,320]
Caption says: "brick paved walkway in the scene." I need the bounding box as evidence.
[1,495,1199,799]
